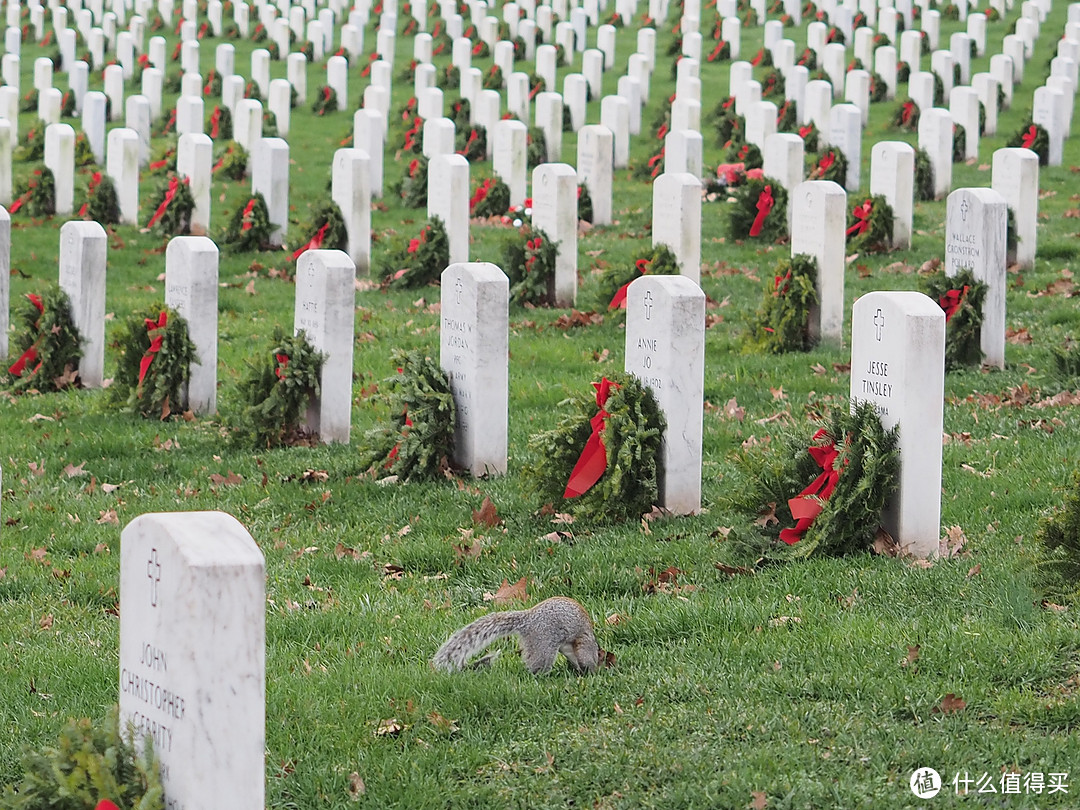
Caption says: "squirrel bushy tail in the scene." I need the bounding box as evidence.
[432,610,526,671]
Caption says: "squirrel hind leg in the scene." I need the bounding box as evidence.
[520,638,558,674]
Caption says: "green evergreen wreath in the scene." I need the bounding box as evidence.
[15,126,45,161]
[808,148,847,183]
[728,177,788,242]
[109,305,198,419]
[19,89,38,113]
[291,201,348,262]
[5,287,82,393]
[221,192,272,252]
[145,173,195,236]
[725,141,763,170]
[890,98,920,131]
[212,140,247,180]
[712,97,743,146]
[1037,471,1080,599]
[746,253,818,354]
[577,183,593,224]
[728,401,900,561]
[1006,120,1050,166]
[80,171,120,224]
[202,69,222,97]
[470,176,511,218]
[845,194,894,254]
[524,372,665,522]
[869,72,888,103]
[924,268,987,369]
[396,156,428,208]
[503,224,559,306]
[527,126,548,167]
[147,140,177,174]
[483,64,504,89]
[761,68,785,99]
[456,125,487,162]
[450,98,471,132]
[0,708,164,810]
[60,90,76,117]
[776,100,797,132]
[797,122,820,152]
[73,133,96,167]
[262,110,279,138]
[914,148,935,201]
[952,124,966,163]
[206,103,233,139]
[235,328,325,448]
[594,243,679,311]
[376,216,451,289]
[9,166,56,218]
[311,85,338,115]
[363,349,456,482]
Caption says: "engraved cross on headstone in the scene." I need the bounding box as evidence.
[874,307,885,340]
[454,277,463,305]
[643,290,653,320]
[146,548,162,607]
[960,196,969,222]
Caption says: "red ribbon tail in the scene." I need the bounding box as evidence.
[563,425,608,498]
[608,281,631,310]
[8,345,38,377]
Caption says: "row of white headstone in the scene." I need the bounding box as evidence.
[108,272,948,808]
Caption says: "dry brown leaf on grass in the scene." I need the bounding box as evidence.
[932,693,967,714]
[872,527,900,557]
[750,791,769,810]
[472,496,501,528]
[347,772,365,800]
[1005,327,1033,344]
[939,526,968,557]
[901,645,921,668]
[39,614,53,630]
[97,510,119,525]
[209,470,244,486]
[427,711,459,734]
[768,616,801,627]
[715,562,755,577]
[754,502,779,528]
[375,718,405,736]
[63,462,87,478]
[487,577,528,604]
[724,397,745,421]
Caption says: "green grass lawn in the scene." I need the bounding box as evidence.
[2,1,1080,807]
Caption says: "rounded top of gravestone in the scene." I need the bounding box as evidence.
[122,511,264,568]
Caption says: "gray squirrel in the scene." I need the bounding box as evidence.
[432,597,600,674]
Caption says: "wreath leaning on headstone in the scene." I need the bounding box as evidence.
[206,104,233,140]
[726,401,900,562]
[110,305,198,420]
[797,121,820,152]
[503,224,559,307]
[952,124,966,163]
[1036,470,1080,599]
[1006,120,1050,166]
[291,201,348,263]
[746,253,819,354]
[376,216,451,289]
[9,166,56,218]
[845,194,894,254]
[596,243,680,312]
[728,176,789,242]
[235,327,326,448]
[15,126,46,161]
[311,85,338,116]
[212,140,247,180]
[5,287,83,393]
[914,148,935,201]
[79,170,120,225]
[396,156,428,208]
[524,372,665,522]
[470,176,511,218]
[890,98,920,132]
[221,192,272,252]
[1,707,164,810]
[145,173,195,236]
[924,267,987,370]
[362,349,456,482]
[807,148,847,183]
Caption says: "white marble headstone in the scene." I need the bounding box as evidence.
[789,180,846,344]
[849,292,944,558]
[119,511,265,810]
[59,220,107,387]
[439,262,509,476]
[625,275,705,515]
[165,236,219,414]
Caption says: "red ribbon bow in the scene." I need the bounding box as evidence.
[656,122,669,140]
[939,285,969,323]
[8,294,46,377]
[137,312,168,387]
[900,100,915,125]
[147,177,180,228]
[778,429,844,545]
[95,802,121,810]
[846,199,873,237]
[609,259,651,309]
[707,40,727,61]
[749,185,775,237]
[209,106,221,138]
[240,197,257,231]
[817,151,835,174]
[274,352,289,379]
[78,172,103,218]
[773,270,792,297]
[291,221,331,261]
[564,378,620,498]
[1021,124,1038,150]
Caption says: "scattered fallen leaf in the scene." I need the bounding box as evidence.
[605,613,623,626]
[939,526,968,557]
[375,718,404,736]
[427,711,459,734]
[63,462,88,478]
[347,772,366,800]
[39,614,53,630]
[723,397,745,421]
[768,616,801,627]
[966,563,981,578]
[933,693,967,714]
[872,527,900,557]
[472,496,501,528]
[750,791,768,810]
[1005,326,1033,344]
[901,645,921,668]
[209,470,244,486]
[97,510,119,525]
[715,562,754,576]
[488,577,528,605]
[754,502,778,528]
